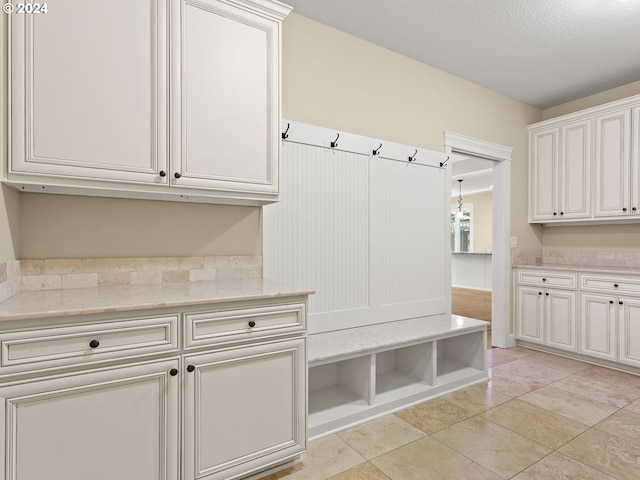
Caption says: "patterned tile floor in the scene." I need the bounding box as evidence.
[260,347,640,480]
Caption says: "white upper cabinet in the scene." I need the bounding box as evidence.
[632,106,640,215]
[528,93,640,225]
[529,119,591,222]
[5,0,291,205]
[529,128,558,221]
[594,108,632,217]
[174,0,281,195]
[9,0,169,184]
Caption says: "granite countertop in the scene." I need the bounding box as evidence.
[0,279,314,322]
[512,263,640,276]
[308,314,487,364]
[452,252,492,255]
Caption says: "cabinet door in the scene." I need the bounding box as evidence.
[559,119,591,219]
[619,297,640,367]
[9,0,169,184]
[594,108,632,217]
[183,338,306,480]
[516,286,544,344]
[632,106,640,216]
[545,290,577,351]
[579,294,617,361]
[0,359,179,480]
[529,128,559,221]
[174,0,287,195]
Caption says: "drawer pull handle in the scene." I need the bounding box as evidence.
[169,368,178,376]
[542,278,547,282]
[248,320,256,328]
[187,364,195,373]
[89,339,100,349]
[614,284,619,288]
[610,300,614,304]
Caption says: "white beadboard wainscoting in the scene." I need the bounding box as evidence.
[264,121,449,334]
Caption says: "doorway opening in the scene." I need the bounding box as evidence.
[444,132,515,349]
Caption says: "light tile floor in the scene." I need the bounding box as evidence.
[260,347,640,480]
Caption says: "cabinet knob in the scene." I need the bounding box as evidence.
[538,292,543,295]
[633,207,638,212]
[174,172,182,179]
[623,207,628,212]
[560,212,564,215]
[248,320,256,328]
[614,284,619,288]
[169,368,178,376]
[542,278,547,282]
[553,212,557,216]
[545,292,549,296]
[619,301,624,305]
[610,300,614,304]
[187,364,195,373]
[159,170,167,177]
[89,339,100,349]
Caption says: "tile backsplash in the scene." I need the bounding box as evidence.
[0,261,21,303]
[512,249,640,269]
[541,249,640,268]
[0,255,262,301]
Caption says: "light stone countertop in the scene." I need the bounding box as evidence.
[512,263,640,276]
[308,314,488,364]
[0,279,314,322]
[452,252,492,255]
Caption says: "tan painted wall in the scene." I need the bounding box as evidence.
[283,14,542,255]
[451,192,493,253]
[540,81,640,251]
[18,194,262,259]
[1,12,546,262]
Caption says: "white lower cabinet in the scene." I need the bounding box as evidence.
[516,286,544,344]
[620,296,640,367]
[516,268,640,371]
[183,338,306,480]
[579,293,617,361]
[546,290,577,351]
[515,283,576,351]
[0,358,180,480]
[0,297,308,480]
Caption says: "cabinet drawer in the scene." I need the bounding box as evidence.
[0,315,179,373]
[517,270,577,289]
[184,303,306,348]
[580,275,640,295]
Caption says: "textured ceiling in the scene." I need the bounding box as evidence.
[284,0,640,109]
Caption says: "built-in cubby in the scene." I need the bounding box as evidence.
[437,332,486,385]
[307,315,488,439]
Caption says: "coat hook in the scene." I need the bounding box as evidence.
[281,123,290,140]
[408,149,417,162]
[440,155,450,167]
[372,143,382,156]
[331,133,340,148]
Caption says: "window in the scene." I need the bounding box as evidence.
[451,203,473,252]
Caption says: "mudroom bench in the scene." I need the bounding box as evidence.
[307,314,489,438]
